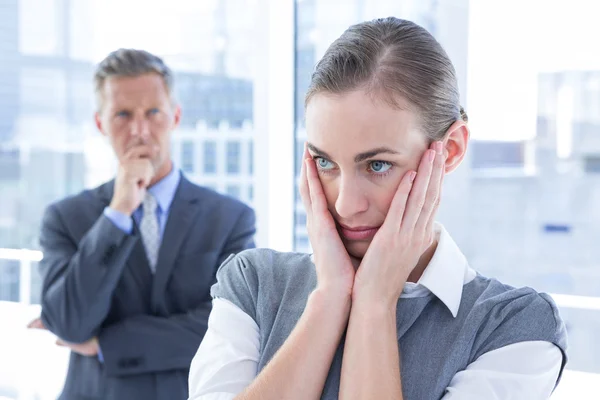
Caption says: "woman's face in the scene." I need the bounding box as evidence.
[305,90,430,259]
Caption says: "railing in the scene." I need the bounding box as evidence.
[0,248,43,306]
[2,247,600,310]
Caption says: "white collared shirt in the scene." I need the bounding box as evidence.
[188,225,563,400]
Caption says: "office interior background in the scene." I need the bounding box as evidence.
[0,0,599,398]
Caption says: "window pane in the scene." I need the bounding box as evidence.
[248,140,253,175]
[181,140,195,173]
[203,141,217,174]
[226,184,241,199]
[226,141,241,174]
[0,260,19,302]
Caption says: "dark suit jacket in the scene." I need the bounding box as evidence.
[38,172,256,400]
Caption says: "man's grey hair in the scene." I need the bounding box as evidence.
[94,48,175,109]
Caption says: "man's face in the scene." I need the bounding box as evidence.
[95,73,180,173]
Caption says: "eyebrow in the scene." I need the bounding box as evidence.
[307,143,401,163]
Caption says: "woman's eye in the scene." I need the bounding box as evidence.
[370,161,392,173]
[316,157,335,170]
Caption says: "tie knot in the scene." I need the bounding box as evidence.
[143,192,158,214]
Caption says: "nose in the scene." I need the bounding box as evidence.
[129,113,150,139]
[334,173,369,220]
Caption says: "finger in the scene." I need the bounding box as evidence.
[419,144,446,234]
[128,159,154,188]
[56,339,66,347]
[124,144,158,160]
[299,144,312,215]
[400,146,436,233]
[305,157,328,214]
[380,169,416,233]
[30,318,46,329]
[27,318,40,329]
[141,160,154,187]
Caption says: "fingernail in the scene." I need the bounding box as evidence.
[409,171,417,182]
[429,149,435,163]
[435,141,443,155]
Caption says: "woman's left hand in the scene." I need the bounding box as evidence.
[352,141,446,308]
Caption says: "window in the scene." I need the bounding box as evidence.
[203,141,217,174]
[181,141,195,173]
[226,141,241,174]
[248,140,253,175]
[226,185,241,199]
[0,260,19,302]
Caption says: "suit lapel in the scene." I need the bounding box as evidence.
[151,176,202,310]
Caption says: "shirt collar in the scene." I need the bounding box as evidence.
[412,223,468,318]
[147,163,180,213]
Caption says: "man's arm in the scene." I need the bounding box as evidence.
[39,203,138,343]
[218,206,256,263]
[97,206,256,376]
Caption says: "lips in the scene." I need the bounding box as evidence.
[337,223,380,241]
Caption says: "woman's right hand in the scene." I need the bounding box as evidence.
[300,144,355,297]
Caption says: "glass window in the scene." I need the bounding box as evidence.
[181,140,195,173]
[226,184,241,199]
[248,140,253,175]
[203,141,217,174]
[0,260,19,302]
[226,141,241,174]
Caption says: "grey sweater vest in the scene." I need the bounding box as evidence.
[211,249,568,400]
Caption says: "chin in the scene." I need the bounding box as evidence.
[344,240,371,259]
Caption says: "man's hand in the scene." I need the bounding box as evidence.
[110,144,158,216]
[27,317,46,330]
[27,316,99,357]
[56,337,99,357]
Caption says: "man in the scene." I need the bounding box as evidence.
[31,49,256,400]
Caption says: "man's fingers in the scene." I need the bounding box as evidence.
[121,158,154,188]
[139,161,155,188]
[124,144,158,160]
[27,317,45,329]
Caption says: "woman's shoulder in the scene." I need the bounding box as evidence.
[465,274,567,359]
[211,249,316,320]
[468,274,559,315]
[221,248,314,278]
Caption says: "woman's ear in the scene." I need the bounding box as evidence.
[443,120,469,173]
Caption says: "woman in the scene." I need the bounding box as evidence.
[188,17,567,400]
